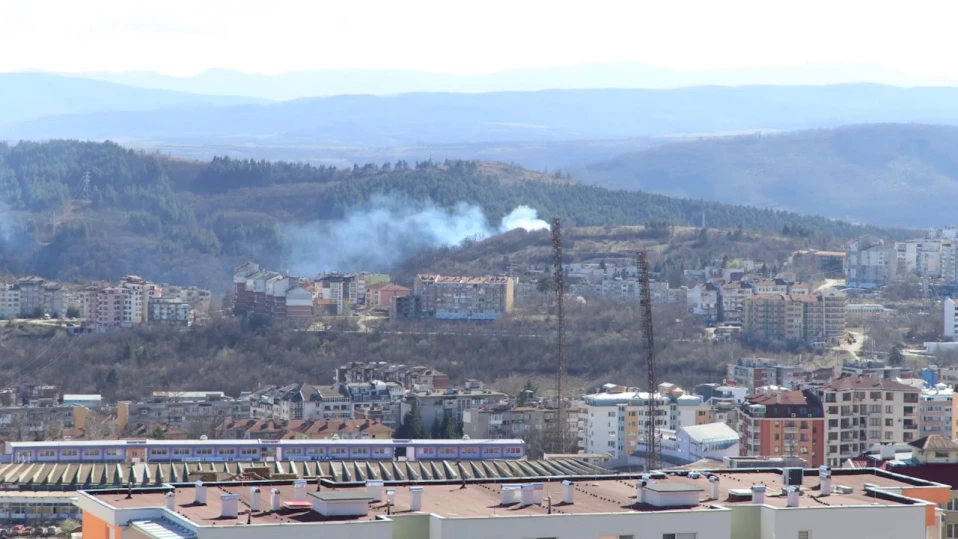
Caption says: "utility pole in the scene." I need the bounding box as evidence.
[637,251,659,471]
[550,218,567,454]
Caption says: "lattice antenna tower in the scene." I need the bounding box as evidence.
[550,218,568,454]
[637,250,659,471]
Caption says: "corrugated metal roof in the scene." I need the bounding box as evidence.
[0,458,607,490]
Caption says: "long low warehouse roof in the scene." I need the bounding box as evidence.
[0,458,608,490]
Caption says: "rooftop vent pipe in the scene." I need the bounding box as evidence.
[819,465,832,496]
[367,480,385,503]
[786,485,800,508]
[249,487,261,512]
[293,479,307,502]
[194,481,207,505]
[409,486,423,511]
[270,488,281,511]
[561,480,574,504]
[752,484,766,505]
[531,482,544,505]
[221,493,239,518]
[165,491,175,511]
[708,475,720,500]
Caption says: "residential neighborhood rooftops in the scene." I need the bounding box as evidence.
[907,434,958,452]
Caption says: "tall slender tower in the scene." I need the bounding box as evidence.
[550,218,567,453]
[637,250,659,471]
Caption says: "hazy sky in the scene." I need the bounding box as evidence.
[0,0,955,77]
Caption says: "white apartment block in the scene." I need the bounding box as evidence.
[946,298,958,340]
[845,238,894,288]
[579,384,677,460]
[148,297,193,327]
[816,377,920,467]
[918,385,953,437]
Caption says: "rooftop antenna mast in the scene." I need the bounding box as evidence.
[637,250,659,471]
[550,218,568,454]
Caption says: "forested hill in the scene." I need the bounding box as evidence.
[0,140,910,288]
[572,123,958,228]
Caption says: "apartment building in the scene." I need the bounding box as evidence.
[334,362,449,392]
[578,384,677,460]
[116,392,251,434]
[686,282,720,321]
[402,382,507,430]
[161,284,213,314]
[742,290,847,344]
[249,381,404,427]
[412,274,515,320]
[365,282,410,310]
[462,405,558,440]
[737,389,826,468]
[0,405,80,441]
[725,357,801,393]
[816,376,921,467]
[946,298,958,340]
[919,384,954,437]
[846,237,894,288]
[718,281,753,323]
[232,264,313,321]
[15,277,63,318]
[119,275,160,326]
[148,297,193,327]
[0,285,19,318]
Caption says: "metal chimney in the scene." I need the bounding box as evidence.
[165,491,175,511]
[819,465,832,496]
[786,486,800,507]
[708,475,720,500]
[561,480,574,504]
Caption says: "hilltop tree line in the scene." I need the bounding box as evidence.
[0,140,911,287]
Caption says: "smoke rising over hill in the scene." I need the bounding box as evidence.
[282,195,548,276]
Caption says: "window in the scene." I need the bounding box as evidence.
[83,449,100,457]
[219,448,236,455]
[240,448,258,456]
[948,524,958,538]
[662,534,696,539]
[195,448,213,456]
[38,450,55,458]
[106,449,120,457]
[150,449,169,456]
[799,532,811,539]
[599,536,634,539]
[173,448,191,456]
[285,448,303,455]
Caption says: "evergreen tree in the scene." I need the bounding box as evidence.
[889,345,905,367]
[439,409,458,439]
[394,402,427,439]
[431,415,442,439]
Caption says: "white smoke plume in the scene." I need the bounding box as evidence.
[282,195,549,276]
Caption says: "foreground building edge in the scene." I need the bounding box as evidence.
[74,466,948,539]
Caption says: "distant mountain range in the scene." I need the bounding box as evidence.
[572,123,958,228]
[0,73,264,126]
[71,63,933,101]
[9,84,958,149]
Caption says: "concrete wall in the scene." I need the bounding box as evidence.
[762,504,928,539]
[429,509,732,539]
